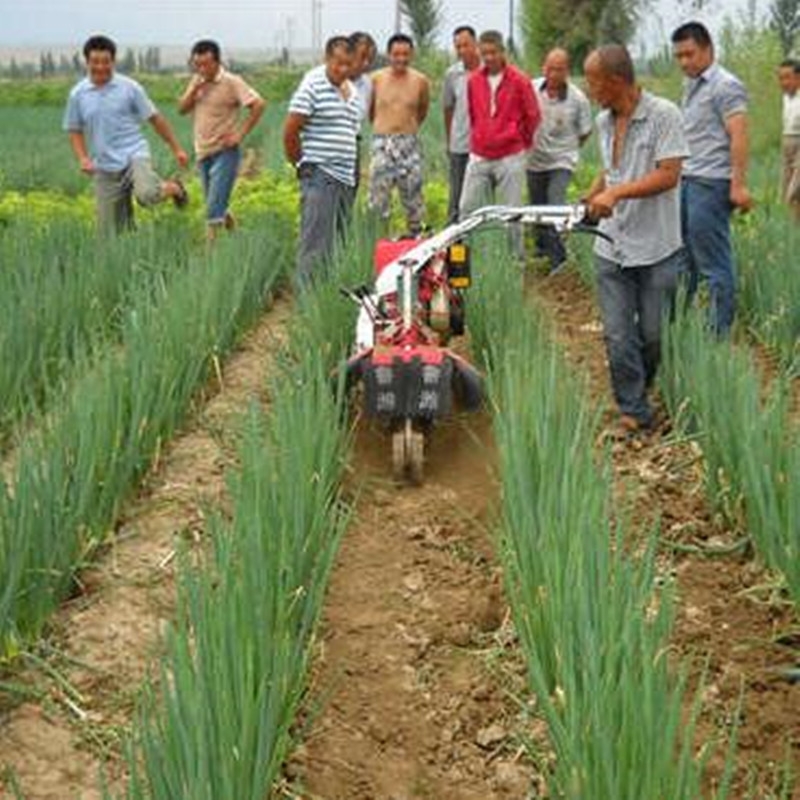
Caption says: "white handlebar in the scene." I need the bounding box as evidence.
[374,204,590,296]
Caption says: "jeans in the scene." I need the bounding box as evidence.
[459,151,527,259]
[527,168,572,269]
[297,164,355,288]
[447,152,469,223]
[596,250,683,426]
[198,146,241,224]
[94,158,163,236]
[681,177,735,335]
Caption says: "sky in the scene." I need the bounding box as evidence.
[0,0,765,55]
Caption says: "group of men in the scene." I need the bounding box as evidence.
[64,35,266,242]
[62,23,790,436]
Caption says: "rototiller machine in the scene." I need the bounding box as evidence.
[342,204,602,483]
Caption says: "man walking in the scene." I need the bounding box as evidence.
[672,21,752,335]
[778,58,800,217]
[179,39,265,241]
[442,25,480,222]
[459,30,540,258]
[283,36,360,286]
[528,48,592,272]
[583,45,688,435]
[64,35,189,236]
[369,34,430,235]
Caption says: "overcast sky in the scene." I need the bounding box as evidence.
[0,0,763,54]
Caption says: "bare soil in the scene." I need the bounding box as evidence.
[0,296,291,799]
[293,412,540,800]
[531,269,800,798]
[2,264,799,800]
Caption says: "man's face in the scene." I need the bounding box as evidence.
[86,49,114,86]
[543,53,569,89]
[192,50,219,82]
[326,47,353,86]
[778,65,797,95]
[350,41,375,79]
[389,42,413,72]
[480,42,505,74]
[454,31,478,67]
[583,61,614,109]
[673,38,712,79]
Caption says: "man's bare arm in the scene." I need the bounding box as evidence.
[725,113,753,211]
[417,77,430,125]
[283,112,307,165]
[444,107,454,150]
[149,113,189,167]
[587,158,682,218]
[68,130,94,173]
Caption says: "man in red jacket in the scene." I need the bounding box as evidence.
[459,30,540,258]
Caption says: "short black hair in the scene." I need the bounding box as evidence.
[671,21,713,49]
[780,58,800,73]
[191,39,221,61]
[478,30,505,50]
[453,25,477,40]
[387,33,414,52]
[593,44,636,84]
[325,36,354,58]
[83,35,116,61]
[350,31,376,51]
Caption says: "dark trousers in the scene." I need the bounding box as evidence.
[527,168,572,270]
[447,152,470,223]
[596,250,683,425]
[681,177,735,336]
[297,164,355,288]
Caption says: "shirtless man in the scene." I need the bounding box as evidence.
[369,33,430,234]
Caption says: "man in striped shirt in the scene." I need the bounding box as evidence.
[284,37,361,286]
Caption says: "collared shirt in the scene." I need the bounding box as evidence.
[352,73,373,126]
[467,64,541,160]
[190,67,261,160]
[681,62,747,179]
[528,78,593,172]
[289,64,360,186]
[63,73,155,172]
[783,91,800,136]
[442,60,472,154]
[594,90,689,267]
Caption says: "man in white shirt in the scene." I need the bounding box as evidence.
[442,25,480,222]
[528,47,593,271]
[778,58,800,216]
[349,31,377,189]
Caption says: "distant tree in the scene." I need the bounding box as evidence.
[9,58,21,79]
[72,52,82,73]
[769,0,800,55]
[39,50,56,77]
[400,0,444,51]
[520,0,647,69]
[120,47,137,73]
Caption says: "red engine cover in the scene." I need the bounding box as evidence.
[373,238,424,276]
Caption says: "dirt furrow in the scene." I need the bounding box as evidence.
[0,297,291,800]
[531,269,800,797]
[295,413,541,800]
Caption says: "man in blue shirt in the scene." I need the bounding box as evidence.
[672,22,753,335]
[64,35,189,235]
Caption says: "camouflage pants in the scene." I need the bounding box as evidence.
[368,134,425,233]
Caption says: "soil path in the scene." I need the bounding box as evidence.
[295,409,540,800]
[0,297,291,800]
[531,269,800,798]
